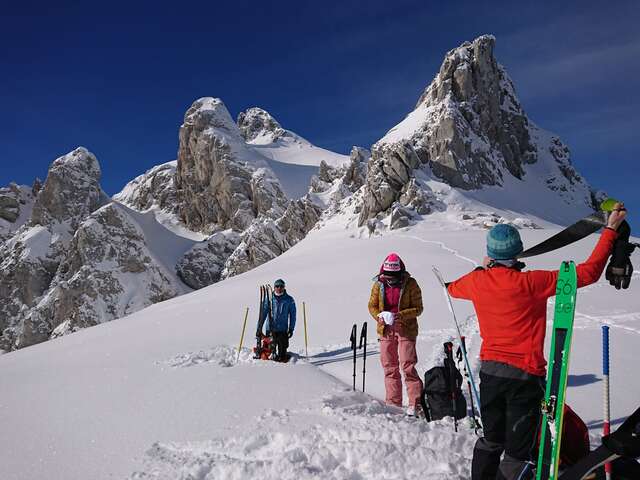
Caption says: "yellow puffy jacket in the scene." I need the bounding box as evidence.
[368,274,423,339]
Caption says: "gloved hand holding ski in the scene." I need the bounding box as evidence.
[605,220,636,290]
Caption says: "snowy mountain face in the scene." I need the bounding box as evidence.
[0,101,337,351]
[3,35,638,480]
[0,36,606,353]
[238,106,349,168]
[358,35,599,229]
[0,148,112,350]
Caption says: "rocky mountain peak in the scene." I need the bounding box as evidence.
[183,97,243,142]
[359,35,595,227]
[31,147,109,237]
[175,98,288,234]
[237,107,286,143]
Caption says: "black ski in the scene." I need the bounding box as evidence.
[519,212,607,258]
[254,285,266,359]
[444,342,459,432]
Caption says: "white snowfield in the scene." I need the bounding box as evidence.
[1,204,639,480]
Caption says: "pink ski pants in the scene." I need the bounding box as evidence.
[379,325,423,408]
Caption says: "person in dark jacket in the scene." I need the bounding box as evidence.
[256,278,296,362]
[447,205,627,480]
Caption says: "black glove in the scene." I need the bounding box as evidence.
[287,330,293,339]
[605,220,636,290]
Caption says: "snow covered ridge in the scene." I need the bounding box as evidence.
[0,99,340,351]
[0,35,608,352]
[239,106,349,168]
[358,35,600,229]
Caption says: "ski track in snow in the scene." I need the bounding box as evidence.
[129,392,475,480]
[395,234,478,267]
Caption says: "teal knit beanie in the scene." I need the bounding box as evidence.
[486,224,523,260]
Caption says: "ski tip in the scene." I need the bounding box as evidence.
[600,198,621,212]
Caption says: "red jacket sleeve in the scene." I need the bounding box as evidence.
[447,271,477,300]
[527,228,618,299]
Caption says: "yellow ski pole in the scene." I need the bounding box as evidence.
[303,301,309,359]
[237,307,249,363]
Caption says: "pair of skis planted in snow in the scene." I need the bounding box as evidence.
[254,284,274,359]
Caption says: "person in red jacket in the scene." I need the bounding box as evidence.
[447,205,627,480]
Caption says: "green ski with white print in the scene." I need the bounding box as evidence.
[536,261,578,480]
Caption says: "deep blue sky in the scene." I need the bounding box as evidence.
[2,0,638,214]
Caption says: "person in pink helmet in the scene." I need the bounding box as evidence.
[368,253,424,415]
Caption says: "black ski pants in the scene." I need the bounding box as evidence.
[272,331,289,361]
[472,371,544,480]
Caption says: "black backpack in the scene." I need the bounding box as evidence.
[421,343,467,422]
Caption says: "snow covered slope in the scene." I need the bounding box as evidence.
[239,107,349,168]
[237,107,350,198]
[1,207,638,480]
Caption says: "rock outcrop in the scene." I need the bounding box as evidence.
[0,148,110,350]
[222,199,322,278]
[358,35,596,226]
[113,161,179,216]
[174,98,288,234]
[237,107,286,143]
[18,203,180,347]
[309,146,368,211]
[176,230,241,290]
[0,182,38,241]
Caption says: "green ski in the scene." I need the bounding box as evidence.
[536,261,578,480]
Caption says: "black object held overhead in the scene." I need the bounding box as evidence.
[519,212,606,259]
[359,322,368,392]
[350,324,357,391]
[444,342,458,433]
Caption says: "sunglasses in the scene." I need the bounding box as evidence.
[274,284,285,288]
